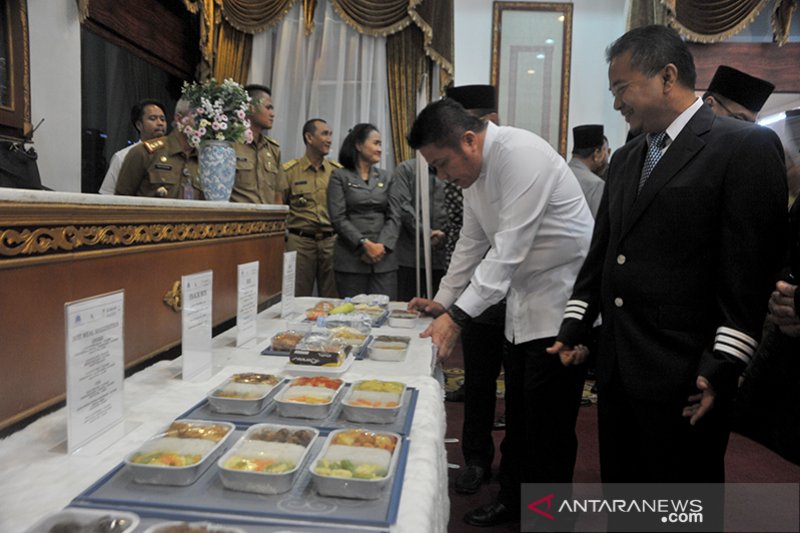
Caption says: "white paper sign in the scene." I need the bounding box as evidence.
[281,251,297,319]
[65,290,125,454]
[237,261,259,347]
[182,270,213,381]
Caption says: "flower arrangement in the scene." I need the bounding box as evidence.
[177,78,253,148]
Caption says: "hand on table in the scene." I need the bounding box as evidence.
[407,297,446,318]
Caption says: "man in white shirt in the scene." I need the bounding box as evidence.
[98,99,167,194]
[407,98,594,527]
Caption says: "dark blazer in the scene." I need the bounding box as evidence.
[327,166,402,274]
[559,104,787,402]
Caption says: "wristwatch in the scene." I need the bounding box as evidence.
[446,304,473,329]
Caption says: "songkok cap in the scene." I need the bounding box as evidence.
[707,65,775,113]
[446,85,497,113]
[573,125,604,150]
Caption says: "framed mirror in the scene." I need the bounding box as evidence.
[491,2,572,156]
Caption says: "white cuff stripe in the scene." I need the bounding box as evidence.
[714,335,756,357]
[714,343,752,364]
[716,326,757,349]
[563,312,584,320]
[566,300,589,309]
[564,306,587,315]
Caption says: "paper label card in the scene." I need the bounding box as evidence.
[281,251,297,319]
[65,290,125,454]
[182,270,213,381]
[237,261,259,347]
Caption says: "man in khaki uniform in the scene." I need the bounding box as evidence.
[231,84,287,204]
[115,98,203,199]
[283,118,340,297]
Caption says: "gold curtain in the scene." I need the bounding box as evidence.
[220,0,297,33]
[303,0,318,35]
[410,0,454,88]
[387,24,428,165]
[213,17,253,83]
[664,0,771,42]
[331,0,412,36]
[626,0,669,30]
[772,0,797,45]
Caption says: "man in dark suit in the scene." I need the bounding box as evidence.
[549,25,787,485]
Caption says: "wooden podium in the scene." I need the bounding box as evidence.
[0,190,287,430]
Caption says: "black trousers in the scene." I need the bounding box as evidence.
[597,365,730,483]
[460,318,506,468]
[497,336,587,507]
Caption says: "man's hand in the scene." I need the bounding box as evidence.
[408,297,446,317]
[682,376,716,425]
[420,312,461,362]
[431,229,446,250]
[546,340,590,367]
[767,280,800,337]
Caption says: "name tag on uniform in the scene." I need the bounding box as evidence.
[155,163,172,170]
[294,180,308,186]
[236,156,248,161]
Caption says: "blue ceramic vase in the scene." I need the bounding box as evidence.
[198,140,236,201]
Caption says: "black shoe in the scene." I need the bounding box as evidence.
[493,414,506,430]
[454,464,490,494]
[463,502,517,527]
[445,384,465,402]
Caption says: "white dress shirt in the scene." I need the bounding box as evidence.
[98,142,139,194]
[434,122,594,344]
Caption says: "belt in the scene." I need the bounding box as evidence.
[288,228,335,240]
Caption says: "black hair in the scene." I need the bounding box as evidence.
[302,118,327,145]
[244,84,272,99]
[338,123,378,171]
[130,99,166,132]
[407,98,487,151]
[606,25,696,90]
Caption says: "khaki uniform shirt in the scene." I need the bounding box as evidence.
[284,155,342,232]
[230,135,287,204]
[115,130,202,199]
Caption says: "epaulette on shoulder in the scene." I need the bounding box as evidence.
[329,160,343,168]
[143,136,167,153]
[282,159,299,171]
[266,136,280,147]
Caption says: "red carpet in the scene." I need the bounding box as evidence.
[443,375,800,532]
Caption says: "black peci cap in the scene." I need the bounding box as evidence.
[707,65,775,113]
[573,124,604,150]
[446,85,497,113]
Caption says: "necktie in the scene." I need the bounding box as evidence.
[442,181,463,267]
[638,131,667,193]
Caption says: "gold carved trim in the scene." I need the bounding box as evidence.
[163,281,182,312]
[0,219,286,258]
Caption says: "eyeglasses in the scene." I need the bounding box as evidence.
[714,98,753,122]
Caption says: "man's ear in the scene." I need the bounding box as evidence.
[662,63,679,91]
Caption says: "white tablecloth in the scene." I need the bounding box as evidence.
[0,298,449,532]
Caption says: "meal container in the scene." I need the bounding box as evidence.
[270,330,306,351]
[207,374,283,415]
[310,428,402,500]
[274,376,344,419]
[24,508,139,533]
[350,293,390,306]
[217,424,319,495]
[368,335,410,362]
[143,521,245,533]
[124,420,235,486]
[388,310,418,328]
[329,326,370,348]
[342,380,404,424]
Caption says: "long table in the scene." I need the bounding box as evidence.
[0,298,449,532]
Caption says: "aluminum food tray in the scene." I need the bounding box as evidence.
[310,429,402,500]
[217,424,319,495]
[124,420,235,486]
[206,376,285,416]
